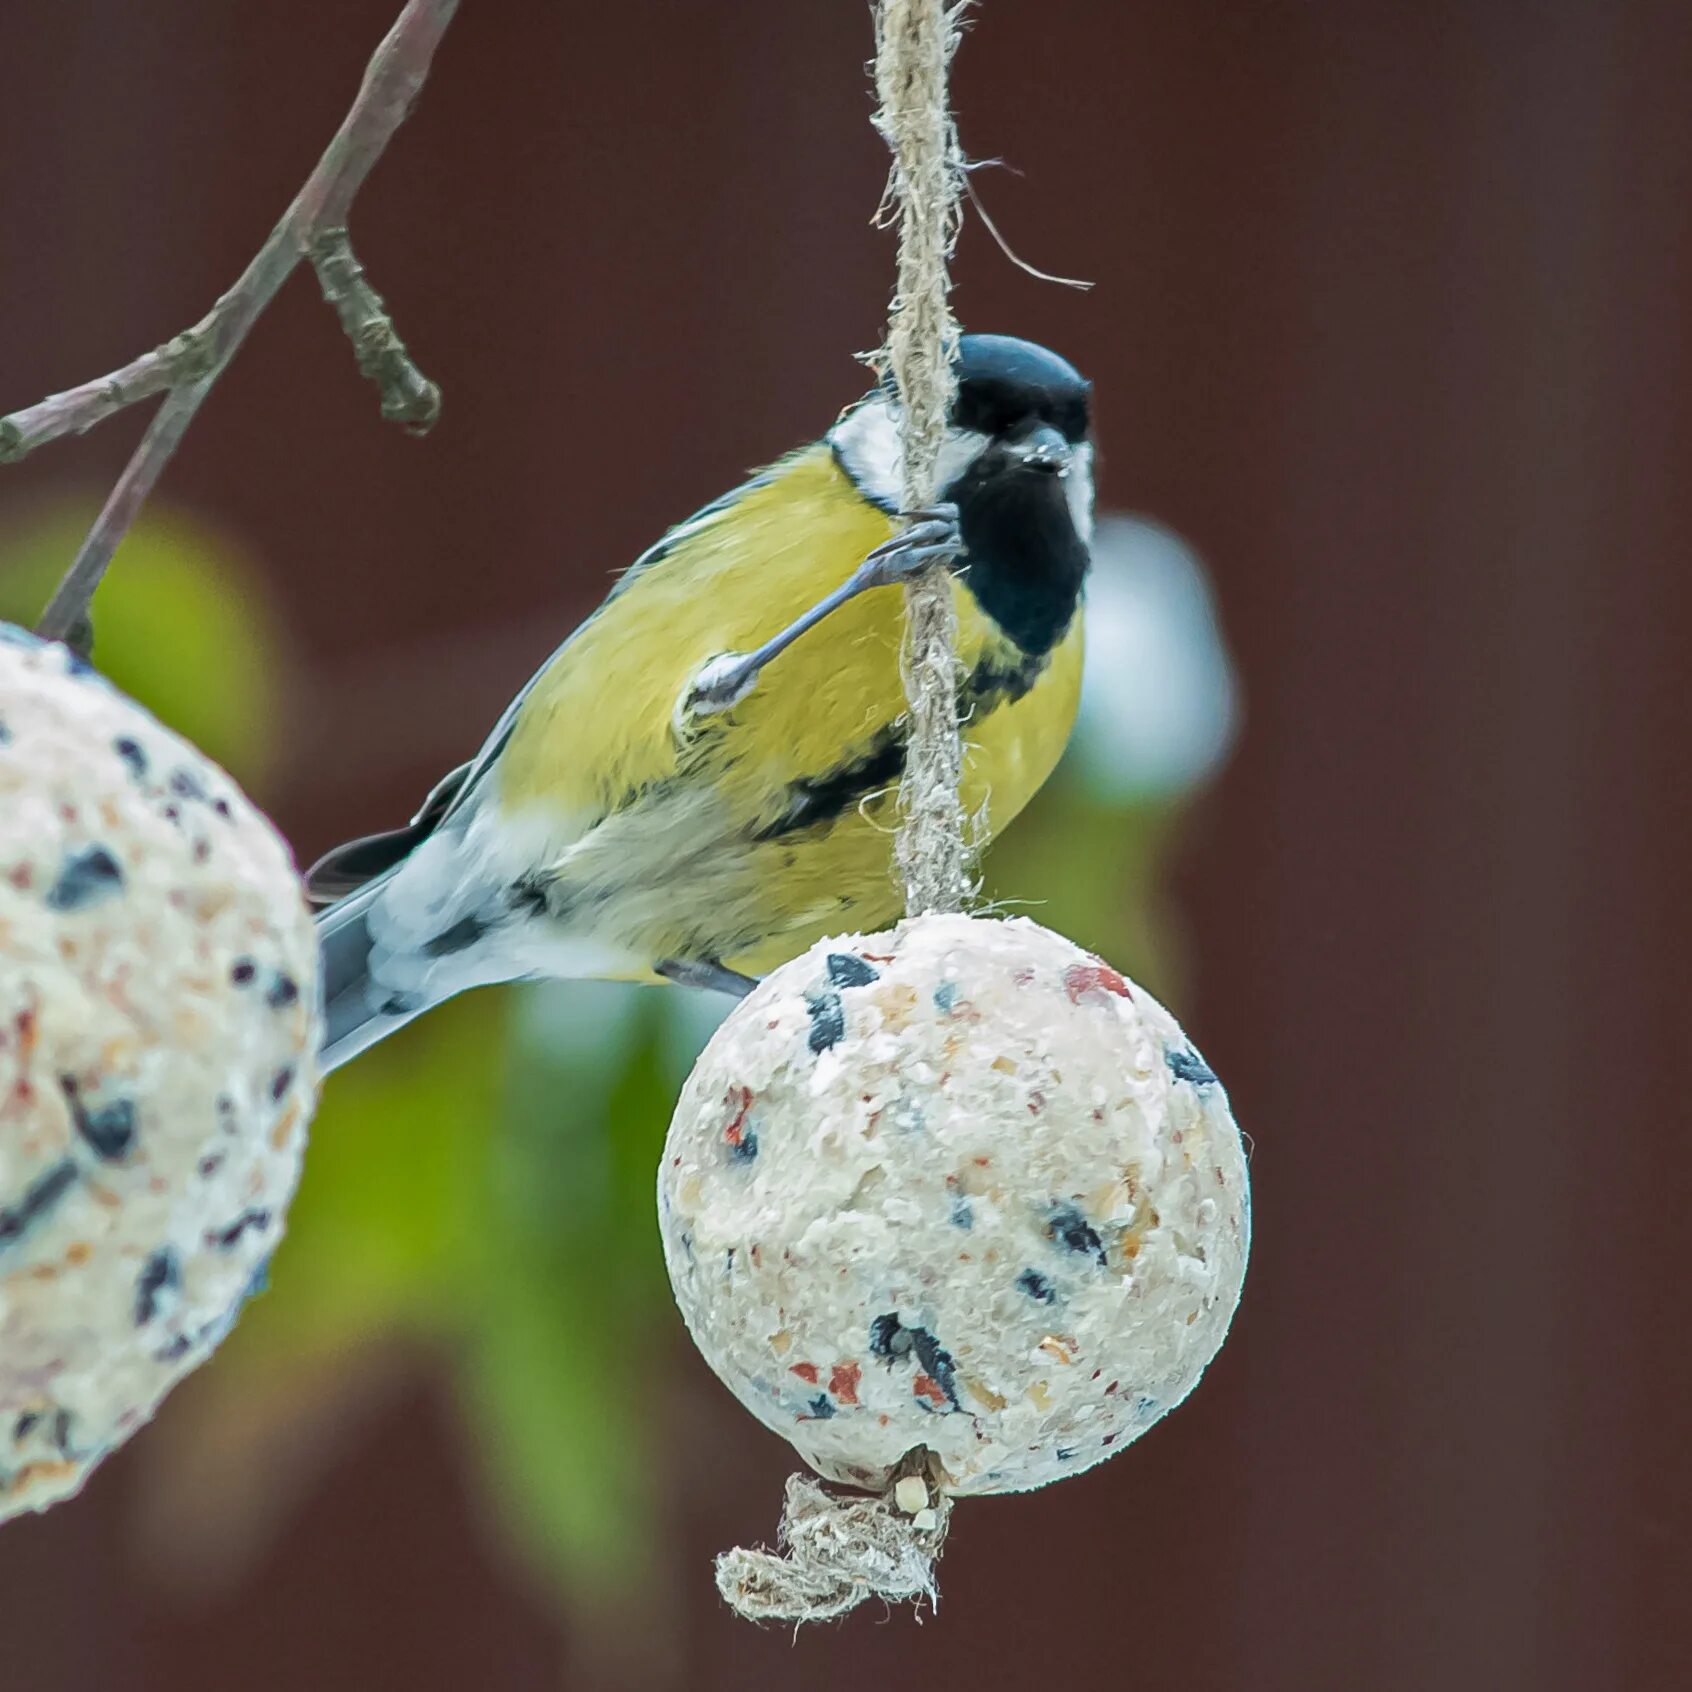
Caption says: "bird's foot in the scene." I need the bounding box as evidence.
[683,651,760,717]
[681,505,963,721]
[657,957,760,998]
[860,502,964,588]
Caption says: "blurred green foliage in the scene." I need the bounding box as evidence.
[0,502,288,783]
[0,500,1230,1636]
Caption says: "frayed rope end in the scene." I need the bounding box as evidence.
[715,1467,953,1625]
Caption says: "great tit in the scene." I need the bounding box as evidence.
[310,332,1094,1069]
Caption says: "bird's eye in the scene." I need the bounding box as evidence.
[1049,397,1090,442]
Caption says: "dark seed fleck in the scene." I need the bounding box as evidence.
[168,768,206,800]
[1047,1202,1107,1266]
[62,1079,136,1161]
[230,959,257,986]
[910,1329,959,1408]
[45,845,124,911]
[113,737,147,778]
[13,1412,39,1440]
[1168,1048,1218,1087]
[0,1159,77,1249]
[51,1409,72,1454]
[805,990,846,1054]
[134,1249,180,1325]
[208,1208,272,1249]
[804,1394,836,1420]
[1017,1269,1056,1303]
[869,1312,911,1361]
[155,1335,192,1363]
[867,1314,958,1408]
[825,952,879,989]
[266,973,299,1009]
[270,1067,294,1102]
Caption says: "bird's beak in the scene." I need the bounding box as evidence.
[1007,421,1072,475]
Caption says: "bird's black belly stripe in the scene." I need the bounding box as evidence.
[754,731,905,840]
[964,647,1050,714]
[754,644,1058,842]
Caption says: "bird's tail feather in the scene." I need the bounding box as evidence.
[316,876,426,1072]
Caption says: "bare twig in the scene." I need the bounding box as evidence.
[20,0,460,649]
[309,229,440,432]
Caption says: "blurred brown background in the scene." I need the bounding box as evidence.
[2,1,1688,1688]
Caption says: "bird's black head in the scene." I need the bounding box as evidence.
[951,333,1091,446]
[831,333,1094,657]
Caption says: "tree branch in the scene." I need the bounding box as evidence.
[16,0,461,649]
[309,229,441,432]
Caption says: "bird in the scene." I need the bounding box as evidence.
[309,332,1095,1070]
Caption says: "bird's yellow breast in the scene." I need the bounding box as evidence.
[495,445,1082,976]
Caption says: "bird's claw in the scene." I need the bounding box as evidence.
[862,502,964,586]
[684,651,757,719]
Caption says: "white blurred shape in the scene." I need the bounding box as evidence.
[515,974,731,1086]
[1068,513,1240,803]
[515,977,647,1069]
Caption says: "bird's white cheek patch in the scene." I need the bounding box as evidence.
[1067,442,1096,547]
[830,397,990,513]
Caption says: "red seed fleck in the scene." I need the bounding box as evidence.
[721,1085,754,1148]
[911,1373,948,1408]
[790,1362,819,1384]
[1064,962,1133,1004]
[1104,1380,1119,1395]
[830,1362,862,1405]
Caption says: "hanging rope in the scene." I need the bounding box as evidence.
[714,0,969,1624]
[878,0,972,918]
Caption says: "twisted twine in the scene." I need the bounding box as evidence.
[878,0,973,918]
[716,0,970,1622]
